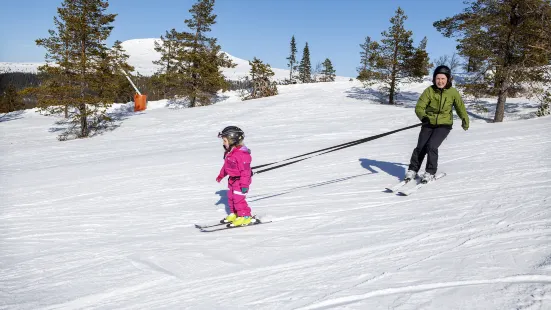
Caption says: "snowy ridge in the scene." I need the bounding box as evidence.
[0,38,350,81]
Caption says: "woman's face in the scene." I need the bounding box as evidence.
[435,74,448,89]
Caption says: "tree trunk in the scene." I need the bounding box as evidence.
[494,75,509,122]
[188,22,202,108]
[289,61,293,81]
[494,8,517,123]
[389,40,399,105]
[80,103,88,137]
[389,74,396,105]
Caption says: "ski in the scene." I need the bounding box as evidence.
[199,218,272,232]
[385,178,415,192]
[397,172,447,196]
[195,215,264,230]
[194,221,227,229]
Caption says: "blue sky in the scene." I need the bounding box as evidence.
[0,0,468,77]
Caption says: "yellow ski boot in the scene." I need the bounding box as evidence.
[232,216,252,226]
[223,213,237,223]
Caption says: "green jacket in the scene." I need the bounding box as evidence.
[415,85,470,130]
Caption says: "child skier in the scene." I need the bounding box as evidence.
[216,126,253,226]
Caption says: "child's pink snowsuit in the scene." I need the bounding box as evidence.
[217,145,252,217]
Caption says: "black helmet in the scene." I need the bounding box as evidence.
[432,65,452,88]
[218,126,244,145]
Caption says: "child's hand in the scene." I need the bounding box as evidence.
[241,187,248,194]
[216,176,223,183]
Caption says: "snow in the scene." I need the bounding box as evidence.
[1,78,551,309]
[119,38,305,81]
[0,62,45,74]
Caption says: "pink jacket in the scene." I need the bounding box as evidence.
[218,145,252,188]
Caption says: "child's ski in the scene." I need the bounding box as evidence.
[199,218,272,232]
[195,215,264,230]
[194,221,227,229]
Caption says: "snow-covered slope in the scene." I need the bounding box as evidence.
[1,80,550,309]
[119,38,299,80]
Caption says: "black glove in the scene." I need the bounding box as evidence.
[421,117,430,126]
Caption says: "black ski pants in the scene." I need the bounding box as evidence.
[408,126,451,175]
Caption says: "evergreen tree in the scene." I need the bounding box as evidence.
[434,0,551,122]
[244,57,277,100]
[358,36,379,74]
[0,84,23,113]
[357,36,380,82]
[321,58,336,82]
[152,29,182,97]
[465,56,483,73]
[95,40,134,100]
[372,7,424,105]
[153,29,181,74]
[155,0,236,107]
[298,42,312,83]
[104,40,135,100]
[286,35,298,81]
[407,36,431,79]
[34,0,127,139]
[249,57,275,81]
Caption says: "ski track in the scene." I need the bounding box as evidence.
[296,276,551,310]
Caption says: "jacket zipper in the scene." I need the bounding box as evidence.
[435,89,445,125]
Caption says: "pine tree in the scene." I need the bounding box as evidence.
[155,0,236,107]
[357,37,380,82]
[321,58,336,82]
[359,36,372,73]
[0,84,22,113]
[298,42,312,83]
[286,35,298,82]
[34,0,128,139]
[465,56,483,73]
[153,29,181,74]
[434,0,551,122]
[34,5,73,119]
[249,57,275,81]
[105,40,135,101]
[95,40,134,101]
[407,36,431,80]
[245,57,277,100]
[372,7,424,105]
[152,29,183,97]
